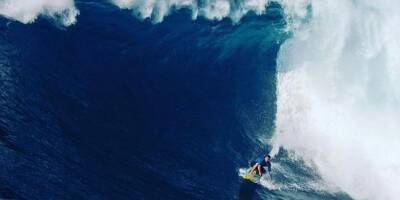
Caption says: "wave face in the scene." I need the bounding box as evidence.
[0,1,284,199]
[0,0,78,26]
[273,0,400,199]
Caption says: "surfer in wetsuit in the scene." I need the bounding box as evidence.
[249,154,272,177]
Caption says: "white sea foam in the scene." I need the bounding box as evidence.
[273,0,400,199]
[110,0,271,23]
[0,0,79,26]
[238,165,328,192]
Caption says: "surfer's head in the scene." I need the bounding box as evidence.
[264,154,271,161]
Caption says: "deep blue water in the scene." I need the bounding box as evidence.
[0,1,351,200]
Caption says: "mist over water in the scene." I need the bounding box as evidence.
[273,0,400,199]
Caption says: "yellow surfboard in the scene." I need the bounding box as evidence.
[242,171,261,183]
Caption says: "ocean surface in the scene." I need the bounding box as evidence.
[1,0,399,200]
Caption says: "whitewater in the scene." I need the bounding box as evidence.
[273,0,400,200]
[1,0,399,199]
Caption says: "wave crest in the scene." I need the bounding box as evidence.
[0,0,79,26]
[111,0,271,23]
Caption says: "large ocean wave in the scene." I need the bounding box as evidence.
[109,0,400,199]
[0,0,399,199]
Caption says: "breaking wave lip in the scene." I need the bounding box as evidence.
[110,0,272,23]
[0,0,301,26]
[0,0,79,26]
[0,0,275,25]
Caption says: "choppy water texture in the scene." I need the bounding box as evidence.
[1,0,399,200]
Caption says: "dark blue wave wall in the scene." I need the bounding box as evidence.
[0,1,285,199]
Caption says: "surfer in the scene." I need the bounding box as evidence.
[249,154,272,178]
